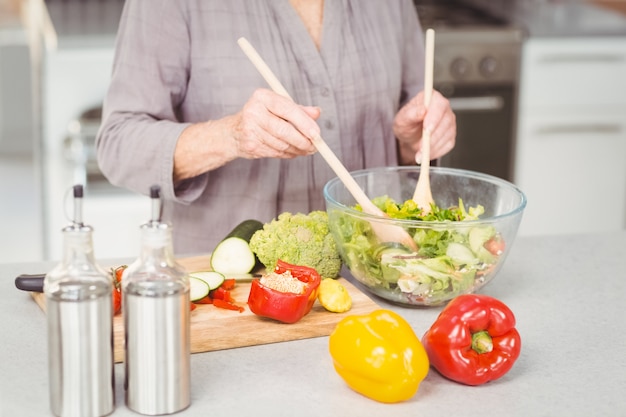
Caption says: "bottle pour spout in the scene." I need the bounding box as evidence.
[72,184,84,227]
[150,185,163,224]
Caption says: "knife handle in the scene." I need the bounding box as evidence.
[15,274,45,293]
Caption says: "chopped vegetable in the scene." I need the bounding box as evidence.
[110,265,126,315]
[190,275,245,312]
[213,298,245,313]
[249,211,341,279]
[193,295,213,305]
[189,271,225,290]
[422,294,521,385]
[210,286,233,302]
[211,220,263,275]
[247,260,321,324]
[112,284,122,315]
[189,276,210,301]
[329,309,429,403]
[317,279,352,313]
[221,278,236,291]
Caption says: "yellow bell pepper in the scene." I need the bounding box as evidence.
[328,309,429,403]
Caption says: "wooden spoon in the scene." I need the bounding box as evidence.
[412,28,436,213]
[237,37,417,251]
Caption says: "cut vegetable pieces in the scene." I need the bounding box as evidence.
[189,271,225,290]
[446,242,479,266]
[210,219,263,275]
[189,276,210,301]
[211,238,257,274]
[318,278,352,313]
[223,273,254,281]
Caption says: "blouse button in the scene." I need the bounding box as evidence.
[321,87,330,97]
[324,120,334,130]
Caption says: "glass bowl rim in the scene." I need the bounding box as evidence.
[323,166,527,226]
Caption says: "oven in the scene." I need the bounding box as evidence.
[413,0,525,182]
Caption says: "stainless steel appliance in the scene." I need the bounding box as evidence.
[64,106,109,190]
[414,0,525,182]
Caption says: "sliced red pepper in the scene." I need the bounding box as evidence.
[210,286,233,302]
[193,295,213,304]
[221,278,236,291]
[247,259,321,324]
[421,294,521,386]
[213,298,244,313]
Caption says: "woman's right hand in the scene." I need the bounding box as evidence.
[232,88,320,159]
[173,89,320,182]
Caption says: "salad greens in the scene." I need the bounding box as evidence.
[331,196,503,305]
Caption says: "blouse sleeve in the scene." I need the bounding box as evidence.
[96,0,207,203]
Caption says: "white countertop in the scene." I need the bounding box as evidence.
[1,231,626,416]
[513,1,626,37]
[475,0,626,37]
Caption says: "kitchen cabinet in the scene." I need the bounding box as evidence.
[514,37,626,236]
[41,44,145,261]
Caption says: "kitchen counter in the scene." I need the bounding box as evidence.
[512,1,626,37]
[1,231,626,416]
[467,0,626,37]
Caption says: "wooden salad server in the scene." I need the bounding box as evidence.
[237,37,417,251]
[412,28,436,213]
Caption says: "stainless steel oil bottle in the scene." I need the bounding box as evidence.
[44,184,115,417]
[123,185,191,415]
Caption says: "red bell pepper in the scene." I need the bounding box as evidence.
[247,260,321,324]
[422,294,521,386]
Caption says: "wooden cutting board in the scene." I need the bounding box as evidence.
[31,256,380,362]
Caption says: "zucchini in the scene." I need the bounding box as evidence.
[189,271,225,290]
[210,219,264,275]
[189,276,210,301]
[446,242,479,266]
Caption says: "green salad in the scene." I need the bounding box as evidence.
[331,196,505,305]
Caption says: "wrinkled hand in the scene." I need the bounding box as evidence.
[393,89,456,162]
[233,89,319,159]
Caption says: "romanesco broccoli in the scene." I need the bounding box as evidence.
[249,211,342,279]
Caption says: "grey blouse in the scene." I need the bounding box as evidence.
[96,0,425,255]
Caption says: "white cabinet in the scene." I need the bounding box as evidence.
[514,37,626,236]
[42,46,146,261]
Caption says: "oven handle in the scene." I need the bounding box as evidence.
[448,96,504,112]
[533,124,622,135]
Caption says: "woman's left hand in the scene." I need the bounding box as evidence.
[393,90,456,164]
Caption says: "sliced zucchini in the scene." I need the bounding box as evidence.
[189,276,210,301]
[446,242,479,266]
[189,271,225,291]
[468,225,496,254]
[373,242,414,261]
[222,273,255,282]
[210,219,264,275]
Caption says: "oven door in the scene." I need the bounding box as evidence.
[437,85,516,182]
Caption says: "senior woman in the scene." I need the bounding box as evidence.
[96,0,456,254]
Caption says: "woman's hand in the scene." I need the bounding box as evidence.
[173,89,320,182]
[393,89,456,164]
[233,89,319,159]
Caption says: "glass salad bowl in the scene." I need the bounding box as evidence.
[323,166,527,307]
